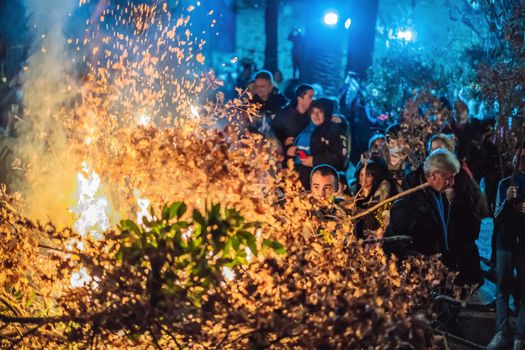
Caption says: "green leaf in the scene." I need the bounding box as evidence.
[216,257,233,266]
[263,239,286,255]
[243,221,262,229]
[161,204,169,220]
[142,216,153,227]
[230,236,240,250]
[209,203,220,220]
[120,219,141,235]
[166,202,186,220]
[192,209,206,226]
[177,203,187,218]
[237,230,258,256]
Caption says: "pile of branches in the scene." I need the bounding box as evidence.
[0,174,452,349]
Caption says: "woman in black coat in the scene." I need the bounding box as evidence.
[448,169,488,285]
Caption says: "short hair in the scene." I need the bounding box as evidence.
[254,70,273,82]
[423,149,460,177]
[294,84,314,99]
[427,134,456,153]
[310,164,340,191]
[454,100,469,115]
[368,134,387,151]
[310,98,334,119]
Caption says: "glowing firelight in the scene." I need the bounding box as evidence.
[137,114,152,126]
[70,161,111,238]
[133,189,153,224]
[69,161,112,288]
[70,268,91,288]
[190,105,199,118]
[222,266,235,282]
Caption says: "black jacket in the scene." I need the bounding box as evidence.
[250,90,288,116]
[295,120,348,189]
[385,185,449,257]
[495,174,525,253]
[272,102,310,151]
[310,121,348,170]
[453,119,483,178]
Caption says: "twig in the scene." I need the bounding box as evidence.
[149,328,163,350]
[348,182,430,221]
[0,314,77,325]
[7,322,46,350]
[225,329,259,348]
[350,235,413,247]
[434,329,486,350]
[0,293,23,317]
[155,322,181,350]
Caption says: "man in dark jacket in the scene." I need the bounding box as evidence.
[272,84,314,165]
[247,70,288,136]
[385,149,460,256]
[250,70,288,116]
[487,144,525,350]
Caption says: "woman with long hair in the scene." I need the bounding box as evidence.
[353,159,396,240]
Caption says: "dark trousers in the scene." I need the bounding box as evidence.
[496,250,525,338]
[456,243,483,285]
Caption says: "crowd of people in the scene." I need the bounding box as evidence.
[241,69,525,350]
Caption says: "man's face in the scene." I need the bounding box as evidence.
[427,170,456,193]
[254,78,272,101]
[310,107,325,126]
[311,173,337,200]
[297,90,314,112]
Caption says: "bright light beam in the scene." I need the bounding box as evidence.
[396,29,414,42]
[323,11,339,26]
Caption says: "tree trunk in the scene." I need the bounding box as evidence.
[264,0,279,73]
[346,0,379,80]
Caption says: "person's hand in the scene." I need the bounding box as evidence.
[284,137,294,146]
[445,188,455,203]
[301,156,313,167]
[287,146,297,157]
[506,186,518,201]
[517,202,525,214]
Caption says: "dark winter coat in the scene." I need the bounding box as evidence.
[453,119,483,179]
[250,90,288,116]
[295,120,348,189]
[448,169,484,284]
[495,173,525,253]
[271,102,310,162]
[385,170,450,257]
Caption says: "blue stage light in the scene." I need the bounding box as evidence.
[396,29,414,42]
[323,11,339,26]
[344,18,352,29]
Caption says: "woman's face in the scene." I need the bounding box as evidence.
[311,107,325,126]
[430,140,446,153]
[359,168,373,190]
